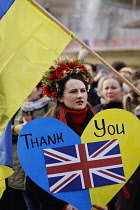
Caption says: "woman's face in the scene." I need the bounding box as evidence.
[101,78,124,103]
[59,79,88,110]
[26,87,42,102]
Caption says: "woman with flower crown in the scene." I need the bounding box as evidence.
[42,57,95,136]
[27,57,116,210]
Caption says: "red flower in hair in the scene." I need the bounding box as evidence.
[80,66,89,74]
[88,77,92,84]
[68,62,78,69]
[56,65,69,78]
[43,86,57,97]
[48,72,57,81]
[42,57,92,98]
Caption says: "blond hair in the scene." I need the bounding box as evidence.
[97,74,123,98]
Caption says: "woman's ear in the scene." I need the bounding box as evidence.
[58,96,64,103]
[38,87,43,94]
[122,87,125,94]
[137,96,140,103]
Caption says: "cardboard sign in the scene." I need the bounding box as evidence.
[18,117,91,209]
[18,109,140,209]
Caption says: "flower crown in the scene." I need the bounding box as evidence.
[42,57,92,98]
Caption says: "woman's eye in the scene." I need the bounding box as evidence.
[70,89,86,93]
[81,89,86,92]
[70,90,77,93]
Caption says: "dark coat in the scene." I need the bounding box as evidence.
[94,102,123,113]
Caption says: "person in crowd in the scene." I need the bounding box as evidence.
[119,67,133,95]
[83,62,101,106]
[84,63,97,78]
[77,46,108,106]
[114,79,140,210]
[87,63,109,106]
[132,68,140,81]
[111,61,127,72]
[94,74,124,113]
[119,67,133,82]
[0,82,55,210]
[92,75,140,210]
[26,57,116,210]
[77,47,89,60]
[123,79,140,119]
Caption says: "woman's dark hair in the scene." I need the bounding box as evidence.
[35,81,43,98]
[36,81,42,89]
[112,61,127,71]
[84,63,97,72]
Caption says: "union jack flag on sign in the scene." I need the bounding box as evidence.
[43,139,125,193]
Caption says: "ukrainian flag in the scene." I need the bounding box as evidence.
[0,0,72,134]
[0,122,13,198]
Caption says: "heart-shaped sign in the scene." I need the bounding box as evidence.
[18,117,91,209]
[18,109,140,209]
[81,109,140,206]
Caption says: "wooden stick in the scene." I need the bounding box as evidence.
[29,0,140,96]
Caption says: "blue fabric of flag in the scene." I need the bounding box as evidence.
[0,0,15,19]
[0,122,13,168]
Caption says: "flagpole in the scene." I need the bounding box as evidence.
[29,0,140,96]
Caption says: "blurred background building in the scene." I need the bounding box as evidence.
[35,0,140,67]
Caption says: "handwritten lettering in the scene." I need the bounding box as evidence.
[20,132,64,149]
[94,119,125,137]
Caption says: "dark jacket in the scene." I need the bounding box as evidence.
[94,102,123,113]
[27,178,68,210]
[88,80,100,107]
[115,166,140,210]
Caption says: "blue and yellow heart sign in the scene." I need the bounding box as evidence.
[18,109,140,209]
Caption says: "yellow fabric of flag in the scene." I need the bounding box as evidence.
[0,0,72,134]
[0,166,14,198]
[0,121,14,198]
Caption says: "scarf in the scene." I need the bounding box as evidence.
[21,97,51,112]
[58,104,95,135]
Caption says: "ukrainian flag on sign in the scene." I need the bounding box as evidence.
[0,122,13,198]
[0,0,72,134]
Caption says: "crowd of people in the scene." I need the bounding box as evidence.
[0,52,140,210]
